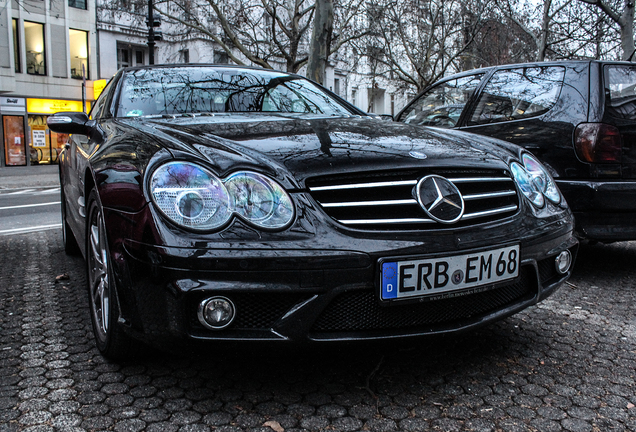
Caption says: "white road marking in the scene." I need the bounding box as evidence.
[40,188,61,195]
[0,201,61,210]
[0,187,60,196]
[0,223,62,236]
[7,189,35,195]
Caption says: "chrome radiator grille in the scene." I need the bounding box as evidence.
[306,169,519,230]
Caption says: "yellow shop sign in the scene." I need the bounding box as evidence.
[93,79,108,100]
[27,98,89,114]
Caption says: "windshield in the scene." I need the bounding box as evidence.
[115,67,352,118]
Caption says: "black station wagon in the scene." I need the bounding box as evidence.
[397,61,636,242]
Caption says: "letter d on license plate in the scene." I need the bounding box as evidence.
[381,245,519,301]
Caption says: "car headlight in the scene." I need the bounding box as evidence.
[150,162,294,231]
[510,161,544,208]
[522,153,561,204]
[225,172,295,229]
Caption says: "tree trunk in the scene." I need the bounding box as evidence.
[306,0,333,84]
[536,0,551,61]
[619,0,635,61]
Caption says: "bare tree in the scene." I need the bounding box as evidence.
[576,0,634,60]
[496,0,621,61]
[151,0,316,72]
[353,0,499,92]
[147,0,369,76]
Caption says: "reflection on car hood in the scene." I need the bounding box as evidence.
[120,113,516,183]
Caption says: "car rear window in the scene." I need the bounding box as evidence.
[468,66,565,125]
[604,65,636,119]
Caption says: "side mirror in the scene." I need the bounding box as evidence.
[379,114,394,121]
[47,112,91,135]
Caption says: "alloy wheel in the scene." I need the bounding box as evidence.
[88,205,110,343]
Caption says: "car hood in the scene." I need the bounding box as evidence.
[119,113,517,187]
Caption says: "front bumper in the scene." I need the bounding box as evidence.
[557,179,636,241]
[112,222,577,346]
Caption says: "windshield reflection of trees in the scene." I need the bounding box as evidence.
[470,67,565,124]
[403,75,483,126]
[116,68,349,117]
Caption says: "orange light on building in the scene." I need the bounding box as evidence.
[93,79,108,100]
[26,98,89,114]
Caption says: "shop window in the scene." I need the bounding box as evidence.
[3,116,26,166]
[68,0,87,10]
[12,19,21,73]
[24,21,46,76]
[27,115,67,165]
[69,29,89,79]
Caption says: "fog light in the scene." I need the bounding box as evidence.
[198,297,235,330]
[554,250,572,275]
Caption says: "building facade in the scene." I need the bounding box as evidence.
[0,0,97,168]
[94,1,414,118]
[0,0,417,170]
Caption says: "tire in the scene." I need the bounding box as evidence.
[86,189,137,360]
[60,187,80,255]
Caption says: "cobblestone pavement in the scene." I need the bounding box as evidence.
[0,231,635,432]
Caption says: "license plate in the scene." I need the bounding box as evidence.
[380,245,519,301]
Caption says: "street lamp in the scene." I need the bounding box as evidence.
[147,0,162,64]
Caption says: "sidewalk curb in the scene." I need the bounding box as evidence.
[0,165,60,189]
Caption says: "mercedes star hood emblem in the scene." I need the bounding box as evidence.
[416,175,465,223]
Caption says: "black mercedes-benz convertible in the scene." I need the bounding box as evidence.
[48,65,577,359]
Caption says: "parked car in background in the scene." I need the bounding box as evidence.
[397,61,636,242]
[48,65,576,359]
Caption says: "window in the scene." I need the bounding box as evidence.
[179,49,189,64]
[3,116,26,166]
[69,29,88,79]
[117,44,146,69]
[12,19,20,73]
[117,46,131,69]
[68,0,87,10]
[367,3,383,36]
[604,65,636,119]
[24,21,46,76]
[469,66,565,125]
[214,51,229,64]
[115,68,352,117]
[400,74,483,127]
[334,78,340,96]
